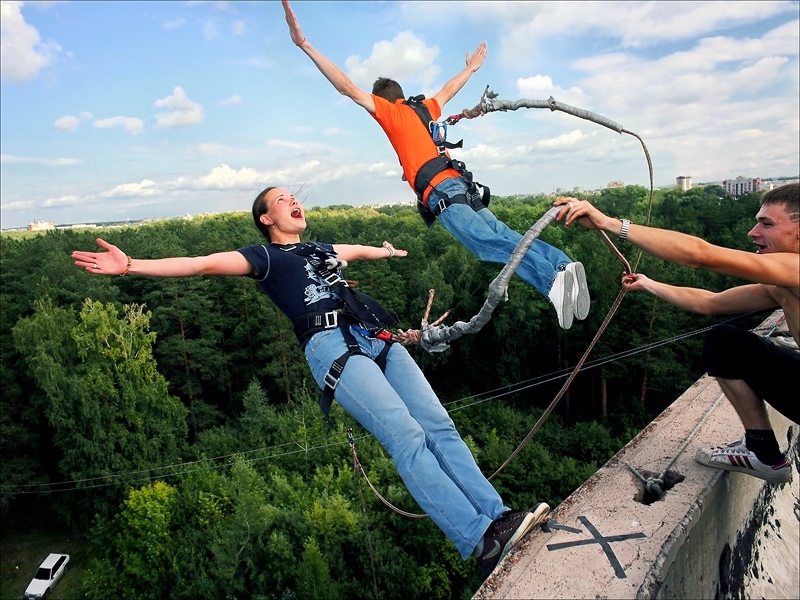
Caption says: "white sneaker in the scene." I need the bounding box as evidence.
[566,262,590,321]
[695,438,791,484]
[548,269,574,330]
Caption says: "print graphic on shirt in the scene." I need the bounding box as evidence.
[302,260,341,306]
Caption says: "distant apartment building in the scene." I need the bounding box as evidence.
[28,221,55,231]
[676,176,692,191]
[723,176,760,197]
[607,181,624,188]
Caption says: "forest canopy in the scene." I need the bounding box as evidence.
[0,185,768,599]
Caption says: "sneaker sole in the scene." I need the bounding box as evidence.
[695,448,791,484]
[570,262,590,320]
[499,502,551,564]
[558,270,574,330]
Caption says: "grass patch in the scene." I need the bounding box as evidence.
[1,522,90,600]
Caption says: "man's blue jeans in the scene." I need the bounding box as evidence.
[305,327,508,559]
[431,177,571,296]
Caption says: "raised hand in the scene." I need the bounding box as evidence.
[282,0,306,46]
[466,42,487,72]
[71,238,129,275]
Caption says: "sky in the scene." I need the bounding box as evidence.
[1,1,798,230]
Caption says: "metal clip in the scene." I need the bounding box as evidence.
[323,271,343,286]
[324,361,344,389]
[324,311,338,329]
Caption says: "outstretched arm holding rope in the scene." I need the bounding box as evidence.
[558,185,799,485]
[555,197,799,288]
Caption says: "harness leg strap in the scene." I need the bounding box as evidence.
[318,327,394,425]
[320,352,350,421]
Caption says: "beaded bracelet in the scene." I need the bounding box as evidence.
[121,256,132,276]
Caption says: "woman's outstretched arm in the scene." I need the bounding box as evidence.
[72,238,253,278]
[333,241,408,262]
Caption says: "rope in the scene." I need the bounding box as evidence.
[348,429,427,519]
[347,429,382,599]
[489,285,628,480]
[626,392,724,499]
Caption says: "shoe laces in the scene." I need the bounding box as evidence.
[711,438,749,456]
[490,510,524,534]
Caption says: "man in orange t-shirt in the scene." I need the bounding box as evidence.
[283,1,589,330]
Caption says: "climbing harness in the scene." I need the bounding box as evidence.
[402,95,491,226]
[404,95,464,152]
[287,243,398,423]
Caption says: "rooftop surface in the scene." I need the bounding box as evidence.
[475,311,799,599]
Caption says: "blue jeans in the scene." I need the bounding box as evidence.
[431,177,571,296]
[305,326,508,559]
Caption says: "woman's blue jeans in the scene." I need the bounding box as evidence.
[431,177,571,296]
[305,327,508,559]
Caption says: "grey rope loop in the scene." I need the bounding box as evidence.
[419,206,562,351]
[458,85,655,270]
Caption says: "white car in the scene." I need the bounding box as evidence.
[23,553,70,600]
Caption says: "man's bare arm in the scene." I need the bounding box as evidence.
[623,274,779,314]
[432,42,487,110]
[556,198,800,288]
[283,0,375,113]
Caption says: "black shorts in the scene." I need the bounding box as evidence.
[702,324,799,424]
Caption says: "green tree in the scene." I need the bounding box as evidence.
[13,298,188,526]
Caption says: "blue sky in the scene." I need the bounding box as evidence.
[1,1,798,230]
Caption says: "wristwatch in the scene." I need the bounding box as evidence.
[619,219,631,243]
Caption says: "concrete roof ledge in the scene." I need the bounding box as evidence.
[475,310,799,599]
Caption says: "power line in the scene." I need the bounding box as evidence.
[1,316,770,495]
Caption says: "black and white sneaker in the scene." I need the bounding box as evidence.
[476,502,550,577]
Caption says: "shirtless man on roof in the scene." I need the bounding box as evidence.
[556,182,799,483]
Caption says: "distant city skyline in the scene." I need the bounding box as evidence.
[2,1,798,230]
[16,175,799,232]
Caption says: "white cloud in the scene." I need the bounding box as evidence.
[572,19,800,124]
[345,31,440,90]
[0,0,61,83]
[516,75,591,106]
[1,154,79,165]
[220,94,241,106]
[94,116,144,135]
[415,1,799,58]
[154,86,204,128]
[162,17,185,30]
[195,164,262,188]
[43,194,83,208]
[53,112,93,131]
[102,179,157,198]
[195,143,228,154]
[202,18,219,41]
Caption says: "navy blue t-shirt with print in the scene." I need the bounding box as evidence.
[236,242,343,322]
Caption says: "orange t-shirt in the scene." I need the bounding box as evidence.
[371,95,461,205]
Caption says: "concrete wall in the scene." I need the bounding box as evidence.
[475,311,799,599]
[641,408,798,599]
